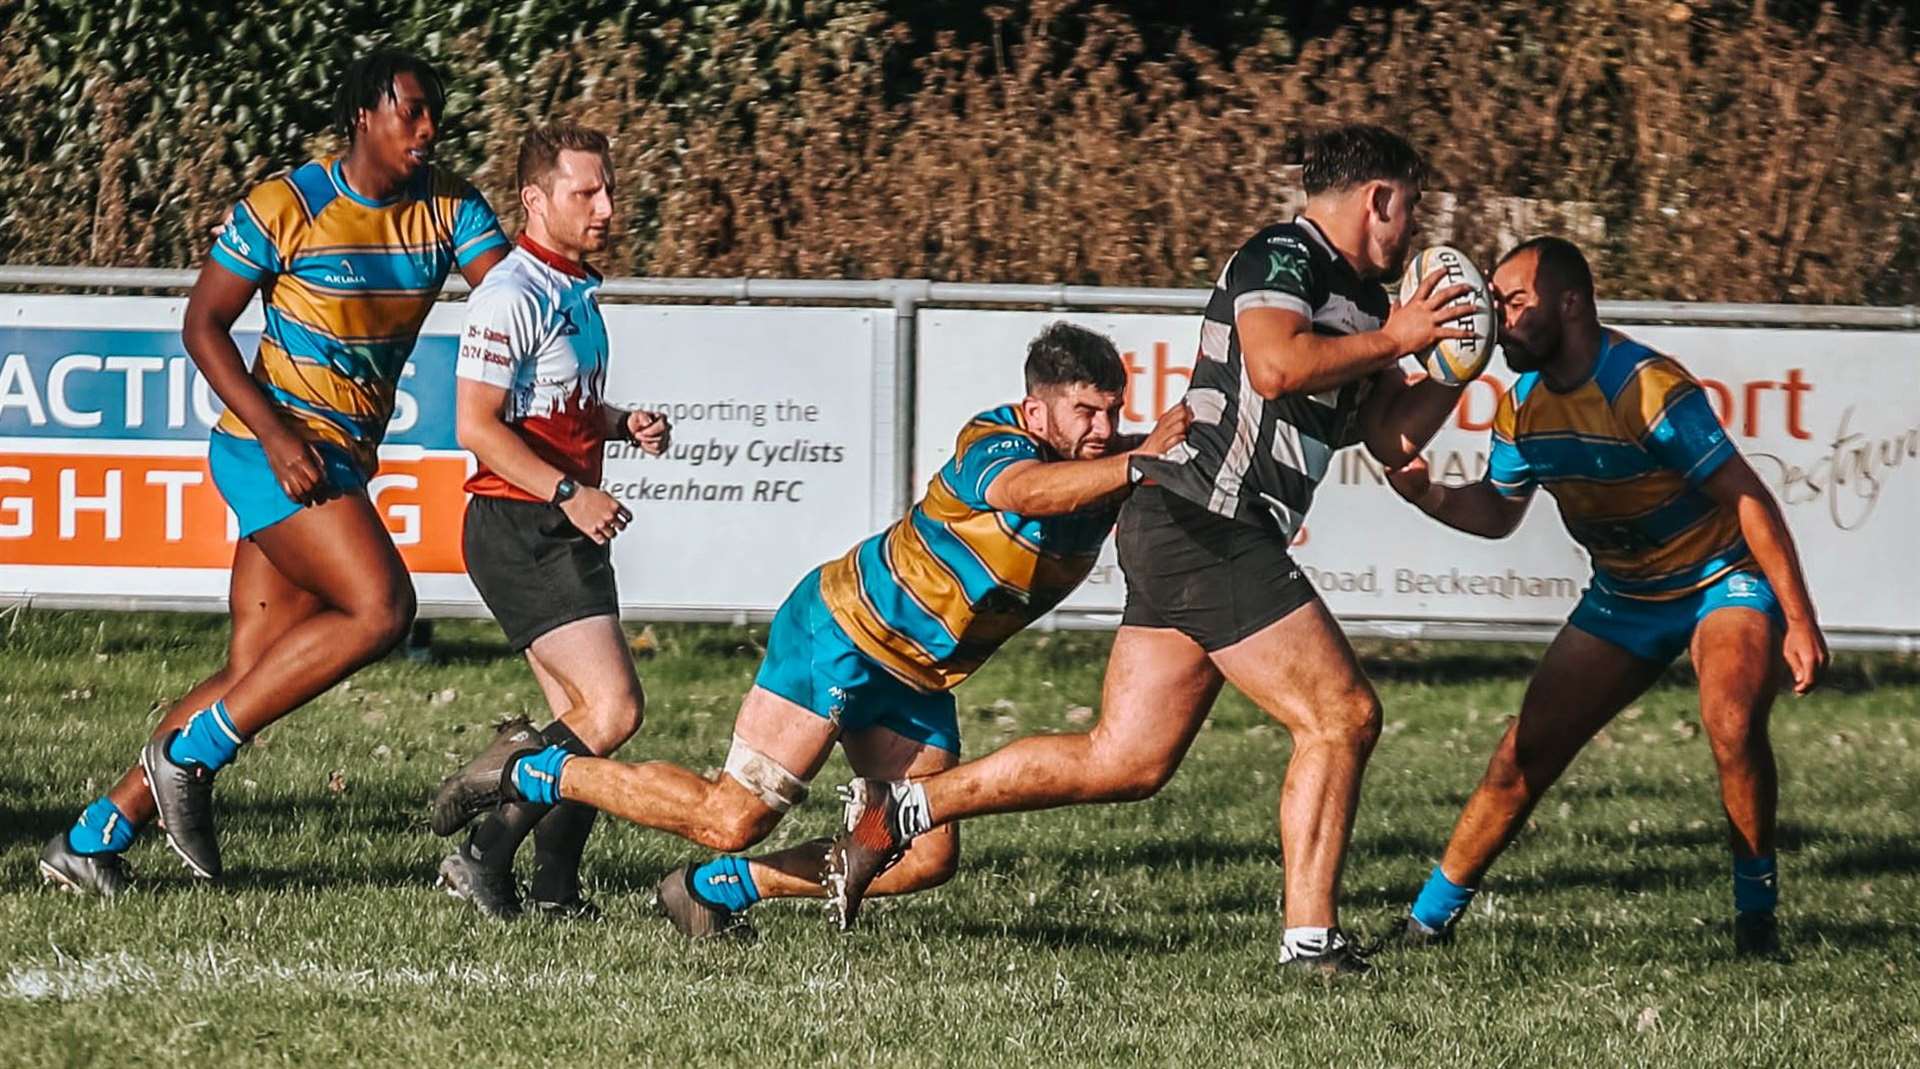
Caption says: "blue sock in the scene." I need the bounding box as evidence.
[67,797,137,856]
[688,856,760,913]
[1410,865,1477,932]
[167,700,243,772]
[511,745,573,806]
[1733,854,1778,914]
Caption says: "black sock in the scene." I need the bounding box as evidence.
[464,799,549,872]
[528,721,599,903]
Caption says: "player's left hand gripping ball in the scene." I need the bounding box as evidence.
[1399,245,1495,384]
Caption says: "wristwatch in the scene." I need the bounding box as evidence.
[550,477,579,505]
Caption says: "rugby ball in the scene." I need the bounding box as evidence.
[1397,246,1495,384]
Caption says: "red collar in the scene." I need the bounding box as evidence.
[515,233,600,281]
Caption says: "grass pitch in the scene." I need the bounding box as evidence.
[3,610,1918,1066]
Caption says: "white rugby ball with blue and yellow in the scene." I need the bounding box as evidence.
[1397,245,1495,384]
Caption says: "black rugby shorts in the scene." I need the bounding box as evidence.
[1116,483,1319,652]
[463,494,621,651]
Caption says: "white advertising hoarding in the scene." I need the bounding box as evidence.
[597,305,890,612]
[0,297,892,616]
[915,309,1920,639]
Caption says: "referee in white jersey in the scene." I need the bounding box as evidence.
[433,123,672,919]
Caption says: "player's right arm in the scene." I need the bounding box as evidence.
[454,288,629,544]
[1232,232,1475,399]
[188,201,331,505]
[982,403,1192,517]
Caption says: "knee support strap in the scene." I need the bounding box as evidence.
[722,735,810,812]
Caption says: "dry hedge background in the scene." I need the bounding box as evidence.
[3,0,1917,303]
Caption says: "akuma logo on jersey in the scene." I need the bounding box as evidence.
[318,258,369,287]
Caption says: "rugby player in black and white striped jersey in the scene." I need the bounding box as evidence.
[829,125,1477,975]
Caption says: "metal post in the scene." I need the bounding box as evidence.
[889,280,931,519]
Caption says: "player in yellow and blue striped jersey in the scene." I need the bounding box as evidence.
[40,49,510,897]
[1383,237,1828,957]
[815,403,1129,696]
[427,322,1191,938]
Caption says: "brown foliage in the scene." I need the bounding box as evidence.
[5,1,1918,303]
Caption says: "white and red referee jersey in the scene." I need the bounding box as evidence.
[455,235,611,500]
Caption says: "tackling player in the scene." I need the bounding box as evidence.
[1383,237,1827,956]
[429,323,1190,936]
[432,123,671,919]
[823,125,1478,974]
[38,50,510,894]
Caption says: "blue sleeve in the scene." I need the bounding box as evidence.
[209,200,279,282]
[946,433,1042,509]
[451,185,510,268]
[1486,431,1535,498]
[1643,386,1736,487]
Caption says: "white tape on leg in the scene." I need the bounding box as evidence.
[722,735,810,812]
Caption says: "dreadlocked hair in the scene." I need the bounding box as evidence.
[332,48,446,142]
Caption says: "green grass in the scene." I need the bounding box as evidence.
[3,610,1918,1066]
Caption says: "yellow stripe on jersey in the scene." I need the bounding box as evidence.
[818,405,1120,691]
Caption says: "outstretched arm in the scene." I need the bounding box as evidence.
[985,403,1192,517]
[1700,456,1828,694]
[1386,457,1532,539]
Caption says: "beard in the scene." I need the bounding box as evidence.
[1500,318,1561,373]
[1500,339,1543,373]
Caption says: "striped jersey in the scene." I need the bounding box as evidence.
[1490,331,1746,600]
[1133,216,1388,539]
[455,235,610,500]
[818,406,1122,692]
[209,157,509,473]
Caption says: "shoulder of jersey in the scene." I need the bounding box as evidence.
[1255,222,1315,256]
[968,404,1032,435]
[241,162,332,229]
[469,249,555,305]
[1595,336,1677,398]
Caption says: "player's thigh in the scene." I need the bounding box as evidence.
[1086,625,1225,779]
[248,491,411,618]
[1508,624,1669,769]
[731,684,843,782]
[225,536,325,667]
[525,614,645,716]
[842,724,960,781]
[844,725,961,864]
[1690,607,1781,737]
[1209,597,1376,736]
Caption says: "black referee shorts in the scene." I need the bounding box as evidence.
[1116,483,1319,652]
[463,494,620,652]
